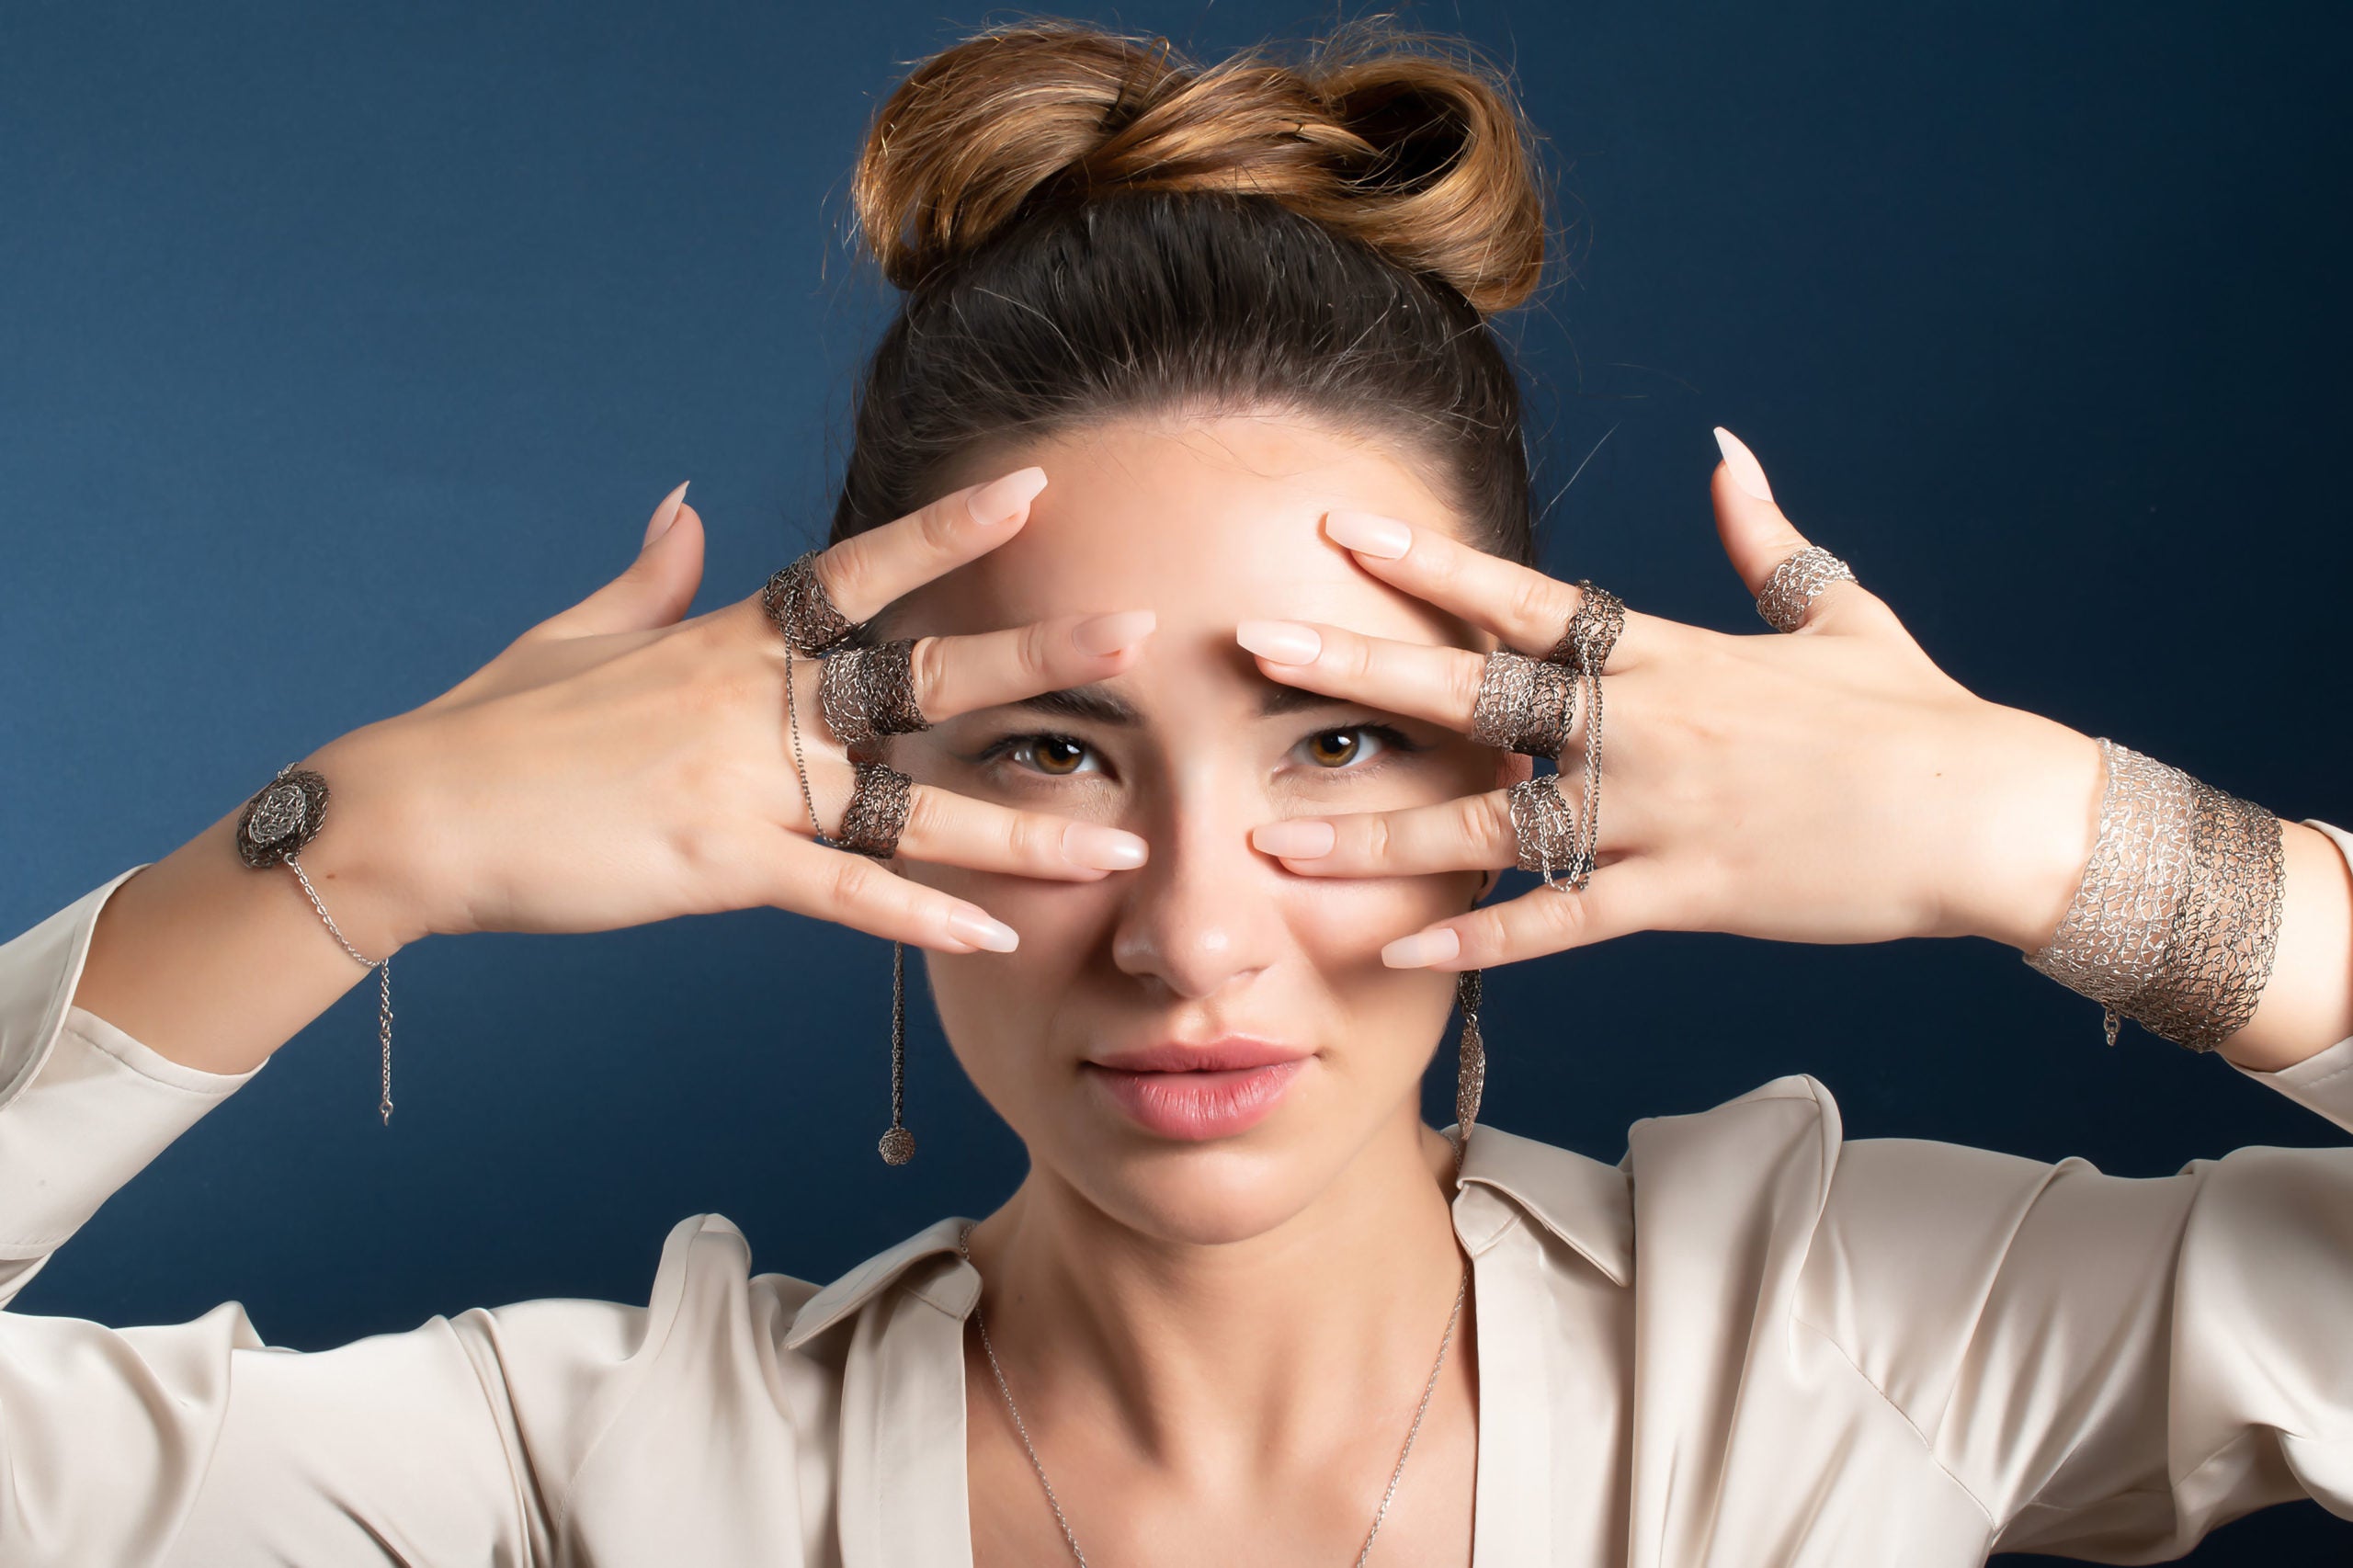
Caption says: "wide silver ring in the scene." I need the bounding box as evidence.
[1544,580,1627,674]
[1755,545,1857,632]
[761,550,860,655]
[1506,774,1587,891]
[1468,650,1579,760]
[818,639,933,754]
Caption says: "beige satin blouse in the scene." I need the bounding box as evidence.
[4,829,2351,1565]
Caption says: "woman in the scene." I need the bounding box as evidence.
[3,20,2347,1566]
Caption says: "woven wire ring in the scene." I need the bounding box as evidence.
[817,639,933,754]
[1755,545,1857,632]
[761,549,859,654]
[1467,650,1579,760]
[1506,774,1586,891]
[1544,580,1627,674]
[836,760,915,860]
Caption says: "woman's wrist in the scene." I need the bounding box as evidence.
[1938,703,2106,954]
[291,722,441,957]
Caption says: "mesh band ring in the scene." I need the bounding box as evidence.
[1506,773,1587,891]
[761,549,860,655]
[1467,649,1580,760]
[1755,545,1858,633]
[1544,580,1627,674]
[835,759,916,860]
[817,639,933,754]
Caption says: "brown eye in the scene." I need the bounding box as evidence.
[1304,728,1369,767]
[1015,735,1091,777]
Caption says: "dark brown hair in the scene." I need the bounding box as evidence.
[827,19,1551,566]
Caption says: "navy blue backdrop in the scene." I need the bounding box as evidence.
[3,5,2345,1561]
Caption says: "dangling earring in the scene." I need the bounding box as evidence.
[1454,967,1485,1150]
[877,939,915,1165]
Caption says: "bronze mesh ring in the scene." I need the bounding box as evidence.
[818,639,933,754]
[836,760,915,860]
[1467,649,1579,761]
[761,549,858,654]
[1506,773,1586,889]
[1545,580,1626,674]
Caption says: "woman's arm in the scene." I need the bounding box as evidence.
[67,472,1149,1081]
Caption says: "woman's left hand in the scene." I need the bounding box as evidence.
[1237,428,2107,971]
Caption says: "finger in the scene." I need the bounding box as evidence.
[803,467,1049,625]
[1376,857,1681,969]
[909,609,1158,722]
[1251,787,1522,877]
[1710,427,1898,640]
[1234,618,1593,751]
[1317,507,1681,670]
[529,483,708,642]
[741,829,1024,954]
[892,782,1152,880]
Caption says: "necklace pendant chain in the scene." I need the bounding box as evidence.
[957,1224,1470,1567]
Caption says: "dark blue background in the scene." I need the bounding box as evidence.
[4,4,2345,1560]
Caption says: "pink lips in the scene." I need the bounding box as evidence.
[1084,1037,1313,1141]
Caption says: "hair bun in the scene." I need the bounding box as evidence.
[850,22,1547,314]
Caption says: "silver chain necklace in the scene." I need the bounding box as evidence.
[956,1223,1469,1567]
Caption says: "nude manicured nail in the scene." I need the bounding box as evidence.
[1381,926,1461,968]
[948,905,1020,952]
[1063,820,1148,870]
[642,481,689,548]
[1253,819,1336,858]
[1323,509,1412,559]
[966,467,1049,527]
[1073,609,1157,655]
[1235,619,1322,665]
[1712,427,1775,503]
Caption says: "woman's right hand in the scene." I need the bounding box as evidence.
[305,468,1154,959]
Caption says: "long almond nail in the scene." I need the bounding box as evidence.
[1712,427,1775,503]
[1381,926,1461,968]
[1323,510,1412,559]
[1063,821,1148,870]
[947,904,1020,952]
[643,481,690,549]
[966,467,1049,528]
[1073,609,1156,655]
[1253,820,1336,858]
[1235,619,1322,665]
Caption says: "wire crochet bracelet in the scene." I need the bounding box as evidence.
[2022,738,2287,1052]
[234,762,397,1122]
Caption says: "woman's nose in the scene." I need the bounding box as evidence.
[1108,798,1288,1000]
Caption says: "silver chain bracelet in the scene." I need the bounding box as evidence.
[2022,738,2288,1052]
[235,762,397,1122]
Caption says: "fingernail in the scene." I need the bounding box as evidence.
[1712,427,1775,503]
[966,467,1049,528]
[643,481,690,548]
[1063,820,1148,870]
[1235,619,1322,665]
[1073,608,1156,655]
[947,904,1020,952]
[1253,819,1336,858]
[1323,509,1412,560]
[1381,926,1461,968]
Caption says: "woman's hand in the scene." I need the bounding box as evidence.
[1235,430,2106,971]
[305,470,1154,959]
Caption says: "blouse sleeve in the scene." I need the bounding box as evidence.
[1798,816,2353,1560]
[0,869,685,1567]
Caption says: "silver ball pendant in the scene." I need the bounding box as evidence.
[878,1126,915,1165]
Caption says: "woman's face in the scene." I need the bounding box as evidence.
[884,414,1520,1244]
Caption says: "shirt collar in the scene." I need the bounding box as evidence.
[783,1122,1631,1350]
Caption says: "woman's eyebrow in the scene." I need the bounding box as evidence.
[1001,686,1142,726]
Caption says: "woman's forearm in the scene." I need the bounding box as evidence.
[70,741,412,1077]
[2211,820,2353,1074]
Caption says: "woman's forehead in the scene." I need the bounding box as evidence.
[910,415,1477,650]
